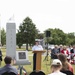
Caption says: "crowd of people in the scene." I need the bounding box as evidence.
[51,45,75,64]
[48,53,74,75]
[0,43,75,75]
[49,44,75,75]
[32,40,75,75]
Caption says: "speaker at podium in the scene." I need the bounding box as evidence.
[32,50,46,71]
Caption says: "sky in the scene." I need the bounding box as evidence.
[0,0,75,33]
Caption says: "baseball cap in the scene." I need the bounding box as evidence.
[51,59,62,66]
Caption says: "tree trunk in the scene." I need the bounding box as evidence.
[26,43,28,50]
[19,46,21,49]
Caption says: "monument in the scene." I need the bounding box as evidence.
[6,21,16,59]
[6,19,31,65]
[6,18,31,75]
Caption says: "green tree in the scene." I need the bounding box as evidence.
[45,28,67,45]
[16,30,23,48]
[37,33,44,39]
[17,17,38,50]
[1,28,6,46]
[67,32,75,45]
[44,28,75,45]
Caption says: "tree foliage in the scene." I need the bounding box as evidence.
[45,28,75,45]
[17,17,38,49]
[16,17,75,48]
[1,28,6,46]
[16,30,23,48]
[36,33,44,39]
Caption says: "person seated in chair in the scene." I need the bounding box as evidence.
[48,59,66,75]
[0,56,18,75]
[58,53,74,73]
[51,45,60,59]
[60,46,69,57]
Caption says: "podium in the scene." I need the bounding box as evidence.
[33,50,46,71]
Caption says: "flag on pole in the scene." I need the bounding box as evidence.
[9,14,15,21]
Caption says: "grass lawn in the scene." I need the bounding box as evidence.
[1,48,75,75]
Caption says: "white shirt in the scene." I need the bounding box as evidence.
[48,71,66,75]
[32,45,43,51]
[74,49,75,54]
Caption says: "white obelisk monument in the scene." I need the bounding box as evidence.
[6,17,16,59]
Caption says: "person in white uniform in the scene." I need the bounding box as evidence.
[32,39,43,71]
[48,59,66,75]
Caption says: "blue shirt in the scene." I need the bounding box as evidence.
[0,64,18,75]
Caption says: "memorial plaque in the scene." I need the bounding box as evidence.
[18,52,26,59]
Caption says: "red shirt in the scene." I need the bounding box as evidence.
[61,50,69,56]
